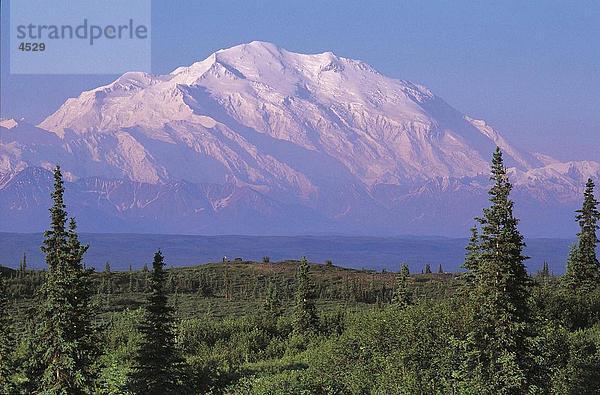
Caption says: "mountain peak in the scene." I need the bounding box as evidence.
[17,43,596,187]
[222,40,282,53]
[2,42,598,236]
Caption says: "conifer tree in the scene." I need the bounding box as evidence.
[31,166,98,393]
[462,148,532,392]
[0,272,14,393]
[437,264,444,274]
[129,251,186,394]
[293,257,318,334]
[564,178,600,290]
[400,263,410,277]
[537,261,551,287]
[463,227,481,276]
[392,263,411,308]
[19,252,27,274]
[424,263,432,274]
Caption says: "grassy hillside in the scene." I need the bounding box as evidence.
[103,260,457,318]
[5,259,459,319]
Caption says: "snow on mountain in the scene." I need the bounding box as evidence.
[2,41,598,236]
[0,118,19,129]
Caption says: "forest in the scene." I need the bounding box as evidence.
[1,148,599,394]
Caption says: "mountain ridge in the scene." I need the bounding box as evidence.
[1,42,598,236]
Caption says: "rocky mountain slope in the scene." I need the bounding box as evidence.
[1,42,597,236]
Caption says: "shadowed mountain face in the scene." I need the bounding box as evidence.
[1,42,598,237]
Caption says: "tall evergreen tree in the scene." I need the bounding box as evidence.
[564,178,600,290]
[392,263,411,308]
[26,166,98,394]
[424,263,432,274]
[66,218,98,378]
[293,257,318,334]
[129,251,186,394]
[461,148,533,393]
[0,272,14,393]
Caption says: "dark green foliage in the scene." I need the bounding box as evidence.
[438,264,444,274]
[536,325,600,394]
[535,285,600,331]
[263,281,282,320]
[129,251,187,394]
[461,148,534,393]
[463,226,481,278]
[0,272,14,393]
[400,263,410,277]
[293,257,318,334]
[28,166,98,394]
[564,178,600,291]
[424,263,432,274]
[305,302,462,394]
[540,261,550,277]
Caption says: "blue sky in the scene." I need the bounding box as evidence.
[1,0,598,161]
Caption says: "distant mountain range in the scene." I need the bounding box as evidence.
[1,41,598,236]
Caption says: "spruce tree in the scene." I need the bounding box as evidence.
[464,227,481,274]
[424,263,432,274]
[564,178,600,290]
[293,257,318,334]
[0,272,14,393]
[66,218,97,377]
[462,148,532,393]
[129,251,186,394]
[437,264,444,274]
[392,263,411,308]
[30,166,98,394]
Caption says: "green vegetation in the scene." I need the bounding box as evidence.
[1,155,599,394]
[24,167,99,394]
[129,251,187,394]
[460,148,533,392]
[564,178,600,291]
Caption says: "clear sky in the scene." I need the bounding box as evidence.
[1,0,598,161]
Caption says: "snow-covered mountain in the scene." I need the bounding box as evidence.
[1,42,598,236]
